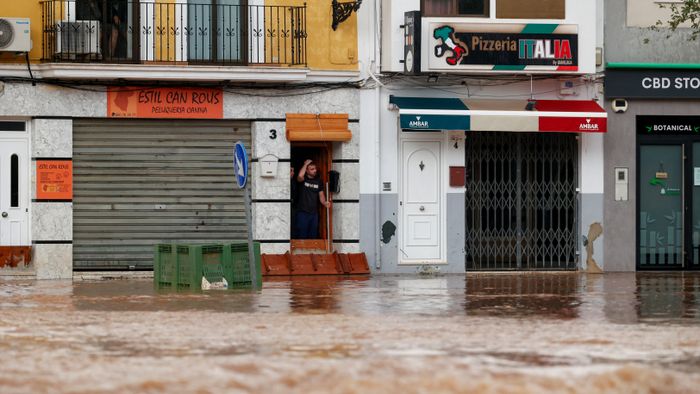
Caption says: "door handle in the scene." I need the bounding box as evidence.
[419,206,425,212]
[1,212,7,218]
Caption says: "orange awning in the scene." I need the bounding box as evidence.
[286,114,352,142]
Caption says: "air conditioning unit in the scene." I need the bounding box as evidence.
[0,18,31,52]
[56,21,101,56]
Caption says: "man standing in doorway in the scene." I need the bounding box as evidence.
[295,160,331,239]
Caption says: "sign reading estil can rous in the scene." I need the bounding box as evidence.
[107,87,224,119]
[426,23,579,73]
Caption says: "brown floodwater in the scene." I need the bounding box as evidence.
[1,272,700,393]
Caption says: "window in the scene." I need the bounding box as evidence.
[72,0,133,60]
[496,0,565,19]
[11,154,18,208]
[627,0,687,28]
[75,0,102,20]
[0,121,25,132]
[422,0,489,17]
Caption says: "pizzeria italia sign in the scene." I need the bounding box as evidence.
[425,22,579,73]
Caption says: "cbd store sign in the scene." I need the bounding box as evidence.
[425,22,578,73]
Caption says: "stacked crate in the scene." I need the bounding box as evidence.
[154,243,261,290]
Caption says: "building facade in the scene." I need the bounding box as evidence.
[0,0,362,279]
[359,0,607,274]
[604,0,700,271]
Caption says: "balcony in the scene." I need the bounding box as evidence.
[40,0,307,67]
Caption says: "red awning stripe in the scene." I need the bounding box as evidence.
[534,100,607,132]
[466,99,608,133]
[539,117,607,133]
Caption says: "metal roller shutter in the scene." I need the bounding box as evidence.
[73,119,251,270]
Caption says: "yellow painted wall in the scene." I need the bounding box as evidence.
[0,1,43,63]
[155,0,177,62]
[265,0,358,70]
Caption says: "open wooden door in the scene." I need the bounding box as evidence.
[290,142,333,252]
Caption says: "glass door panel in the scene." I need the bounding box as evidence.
[187,0,214,61]
[692,143,700,267]
[639,145,684,268]
[187,0,242,63]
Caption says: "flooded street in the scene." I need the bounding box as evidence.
[1,273,700,393]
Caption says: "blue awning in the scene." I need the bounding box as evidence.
[389,96,470,131]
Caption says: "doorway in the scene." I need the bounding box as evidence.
[636,115,700,271]
[74,0,134,60]
[290,143,333,251]
[464,132,578,271]
[399,138,443,263]
[0,131,29,246]
[637,140,700,270]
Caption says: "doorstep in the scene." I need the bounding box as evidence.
[262,252,370,276]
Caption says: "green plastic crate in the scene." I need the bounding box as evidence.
[158,242,261,291]
[176,244,201,291]
[230,242,262,289]
[153,244,178,289]
[200,244,229,288]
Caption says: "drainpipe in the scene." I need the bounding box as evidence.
[374,0,382,269]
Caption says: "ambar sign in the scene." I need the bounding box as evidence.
[409,116,430,128]
[108,87,224,119]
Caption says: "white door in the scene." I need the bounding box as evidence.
[401,140,442,261]
[0,140,29,246]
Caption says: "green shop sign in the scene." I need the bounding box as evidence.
[638,116,700,135]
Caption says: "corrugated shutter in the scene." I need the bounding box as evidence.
[73,119,251,270]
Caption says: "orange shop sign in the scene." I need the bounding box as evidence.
[107,87,224,119]
[36,160,72,200]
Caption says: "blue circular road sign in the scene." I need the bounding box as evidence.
[233,141,248,189]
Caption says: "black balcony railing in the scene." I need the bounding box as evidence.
[40,0,307,66]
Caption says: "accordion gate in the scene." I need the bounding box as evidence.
[465,132,579,271]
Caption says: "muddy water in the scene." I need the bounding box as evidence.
[1,273,700,393]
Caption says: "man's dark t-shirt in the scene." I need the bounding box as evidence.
[297,176,322,213]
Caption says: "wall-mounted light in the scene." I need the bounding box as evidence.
[332,0,362,31]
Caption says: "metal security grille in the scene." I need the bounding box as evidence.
[73,119,250,270]
[465,132,578,271]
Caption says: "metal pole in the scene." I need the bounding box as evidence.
[244,182,258,290]
[326,182,331,254]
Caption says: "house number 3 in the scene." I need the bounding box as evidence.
[269,129,277,140]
